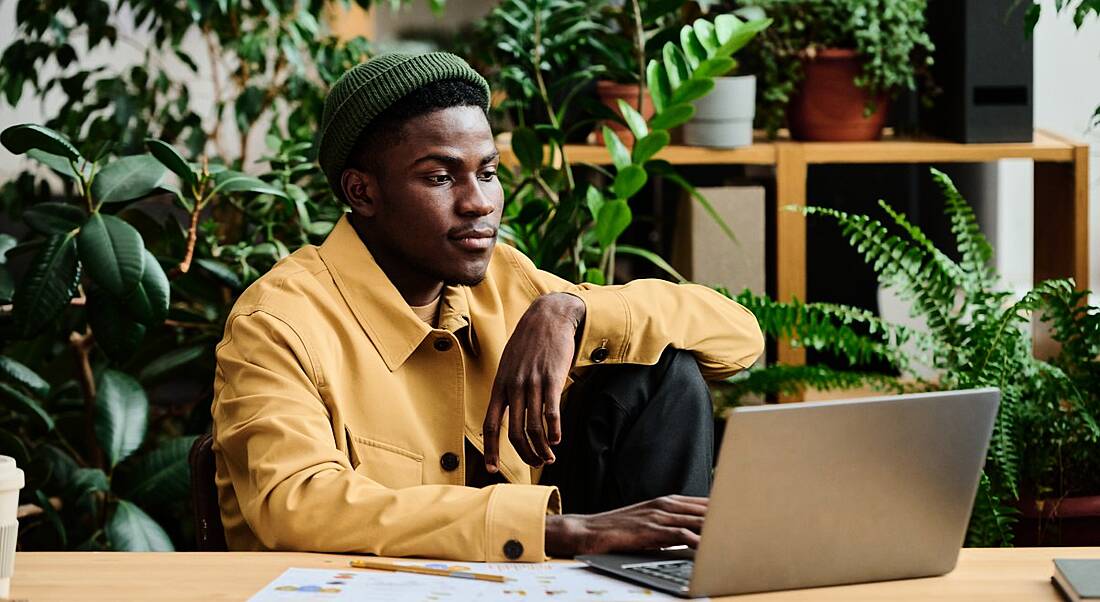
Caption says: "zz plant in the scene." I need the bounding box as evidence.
[502,11,771,283]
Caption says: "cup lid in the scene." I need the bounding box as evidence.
[0,456,24,491]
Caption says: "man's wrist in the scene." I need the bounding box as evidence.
[545,514,586,557]
[536,292,586,330]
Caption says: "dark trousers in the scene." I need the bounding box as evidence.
[538,346,714,514]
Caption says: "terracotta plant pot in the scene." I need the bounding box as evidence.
[1015,494,1100,546]
[787,48,888,141]
[596,80,654,147]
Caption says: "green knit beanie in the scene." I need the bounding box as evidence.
[318,52,491,195]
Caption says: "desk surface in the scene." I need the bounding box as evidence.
[10,547,1099,601]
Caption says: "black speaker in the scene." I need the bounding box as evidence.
[923,0,1034,143]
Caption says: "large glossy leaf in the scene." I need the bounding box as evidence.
[115,436,196,506]
[694,57,736,79]
[122,250,170,325]
[65,467,109,514]
[23,202,86,235]
[12,232,80,337]
[146,139,196,187]
[649,104,696,131]
[585,185,605,219]
[211,171,287,198]
[601,126,631,170]
[0,123,82,161]
[77,213,146,299]
[632,131,670,165]
[663,43,691,90]
[0,382,54,431]
[613,165,648,199]
[595,200,632,247]
[94,369,149,468]
[91,154,167,204]
[670,78,715,106]
[138,345,206,383]
[87,285,147,362]
[646,61,671,114]
[106,500,174,551]
[0,355,50,397]
[510,127,543,171]
[35,490,67,547]
[194,258,243,291]
[27,149,87,180]
[692,19,720,53]
[715,17,771,57]
[680,25,707,68]
[615,100,649,141]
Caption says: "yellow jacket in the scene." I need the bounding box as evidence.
[212,215,764,561]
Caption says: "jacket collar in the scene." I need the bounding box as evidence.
[318,215,475,371]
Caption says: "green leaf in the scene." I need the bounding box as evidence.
[87,285,147,362]
[139,345,206,383]
[211,171,287,198]
[715,18,771,57]
[646,61,671,114]
[585,185,605,219]
[680,25,707,68]
[583,268,606,285]
[27,149,85,180]
[91,154,167,205]
[0,123,82,161]
[617,244,688,283]
[595,200,632,247]
[649,104,696,131]
[694,57,736,79]
[65,467,109,515]
[615,99,649,141]
[35,490,67,547]
[116,436,197,506]
[692,19,720,54]
[714,13,742,45]
[12,232,80,338]
[0,382,54,431]
[77,213,146,299]
[670,78,715,107]
[613,165,648,199]
[23,202,87,235]
[195,258,243,291]
[0,355,50,397]
[510,127,543,170]
[146,139,197,186]
[107,500,174,551]
[663,43,690,90]
[602,127,631,170]
[632,131,670,164]
[123,250,170,325]
[95,370,149,468]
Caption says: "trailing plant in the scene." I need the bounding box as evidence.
[498,7,770,283]
[717,0,935,135]
[713,168,1100,546]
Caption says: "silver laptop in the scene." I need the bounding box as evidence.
[579,388,1000,598]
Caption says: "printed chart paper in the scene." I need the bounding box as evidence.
[248,561,695,601]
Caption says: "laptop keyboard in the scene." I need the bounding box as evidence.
[623,559,694,587]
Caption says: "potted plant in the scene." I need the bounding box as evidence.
[681,7,770,148]
[730,0,935,140]
[703,169,1100,546]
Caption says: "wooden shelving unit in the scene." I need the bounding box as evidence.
[500,129,1090,370]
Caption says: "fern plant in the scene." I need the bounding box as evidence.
[712,169,1100,546]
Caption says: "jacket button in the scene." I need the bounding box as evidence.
[440,452,460,471]
[433,338,453,352]
[503,539,524,560]
[590,346,610,363]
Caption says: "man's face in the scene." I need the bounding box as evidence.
[348,106,504,291]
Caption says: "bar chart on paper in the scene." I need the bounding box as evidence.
[248,561,687,601]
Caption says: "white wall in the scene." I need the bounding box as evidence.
[996,2,1100,300]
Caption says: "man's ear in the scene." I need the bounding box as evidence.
[341,167,379,218]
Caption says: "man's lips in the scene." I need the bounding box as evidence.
[448,226,497,251]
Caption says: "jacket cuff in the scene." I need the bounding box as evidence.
[485,484,561,562]
[568,287,630,368]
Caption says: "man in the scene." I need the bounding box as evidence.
[212,52,764,562]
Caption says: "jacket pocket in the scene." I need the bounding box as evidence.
[346,429,424,489]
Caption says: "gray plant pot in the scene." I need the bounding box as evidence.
[683,75,756,148]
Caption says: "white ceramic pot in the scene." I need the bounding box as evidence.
[683,75,756,148]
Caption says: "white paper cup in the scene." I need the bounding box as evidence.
[0,456,24,599]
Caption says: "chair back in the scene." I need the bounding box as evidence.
[189,433,228,551]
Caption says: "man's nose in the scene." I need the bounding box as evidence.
[457,177,496,216]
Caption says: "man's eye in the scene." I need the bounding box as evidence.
[427,175,451,185]
[480,171,497,181]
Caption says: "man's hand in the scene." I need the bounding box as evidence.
[545,496,709,557]
[483,292,585,472]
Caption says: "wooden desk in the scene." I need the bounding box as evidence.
[501,130,1090,370]
[9,548,1099,601]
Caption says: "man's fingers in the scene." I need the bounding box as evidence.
[525,381,555,464]
[543,378,563,445]
[508,388,542,467]
[651,510,705,533]
[482,382,507,473]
